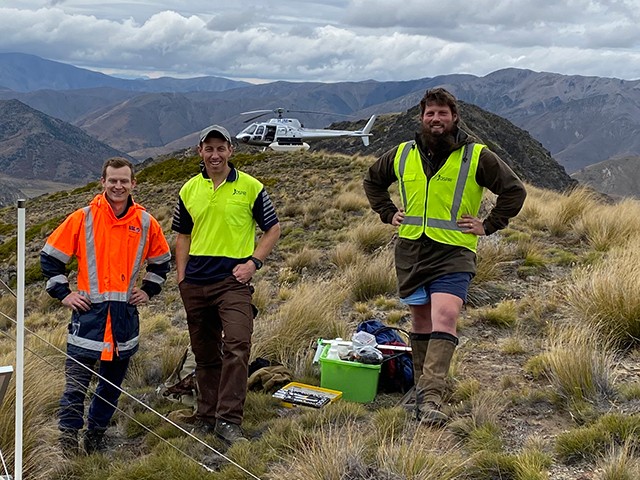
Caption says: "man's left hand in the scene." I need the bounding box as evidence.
[457,214,485,235]
[129,287,150,306]
[233,261,256,284]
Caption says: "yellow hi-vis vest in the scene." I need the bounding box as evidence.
[179,170,263,258]
[393,141,485,252]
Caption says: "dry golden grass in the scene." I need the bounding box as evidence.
[474,235,516,284]
[545,323,616,402]
[266,423,369,480]
[345,249,397,302]
[251,280,350,373]
[333,191,370,212]
[517,185,600,237]
[284,246,323,273]
[375,427,468,479]
[328,241,365,270]
[596,441,640,480]
[0,351,64,479]
[565,238,640,347]
[573,198,640,251]
[347,219,395,254]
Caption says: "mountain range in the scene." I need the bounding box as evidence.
[1,52,639,199]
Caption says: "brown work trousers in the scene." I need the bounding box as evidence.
[178,275,255,425]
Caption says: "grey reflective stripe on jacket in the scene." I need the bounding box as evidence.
[46,274,69,291]
[427,144,475,231]
[82,207,152,302]
[397,142,422,226]
[397,141,475,230]
[67,333,140,354]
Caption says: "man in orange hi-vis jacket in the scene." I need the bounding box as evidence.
[40,157,171,456]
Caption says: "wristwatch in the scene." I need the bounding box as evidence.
[250,256,263,270]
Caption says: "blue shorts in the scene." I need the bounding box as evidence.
[400,272,473,305]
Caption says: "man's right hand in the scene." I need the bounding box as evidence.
[391,209,405,226]
[62,292,91,312]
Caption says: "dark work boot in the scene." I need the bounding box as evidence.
[59,429,79,457]
[415,334,457,427]
[83,428,107,454]
[214,420,248,445]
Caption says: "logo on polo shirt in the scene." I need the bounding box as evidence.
[129,225,141,233]
[233,188,247,196]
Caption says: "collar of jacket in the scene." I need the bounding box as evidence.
[198,160,238,182]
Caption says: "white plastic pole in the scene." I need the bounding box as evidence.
[14,199,25,480]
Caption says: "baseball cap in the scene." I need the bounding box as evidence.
[199,125,232,144]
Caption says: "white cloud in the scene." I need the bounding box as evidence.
[1,1,640,82]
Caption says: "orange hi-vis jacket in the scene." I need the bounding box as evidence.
[41,194,171,361]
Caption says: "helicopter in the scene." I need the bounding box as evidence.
[235,107,377,152]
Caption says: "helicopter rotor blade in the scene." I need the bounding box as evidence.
[241,112,271,123]
[287,109,355,118]
[240,109,274,115]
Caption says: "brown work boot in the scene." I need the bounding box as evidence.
[409,333,430,384]
[415,335,457,426]
[419,401,449,427]
[214,420,248,445]
[59,429,79,457]
[399,333,430,412]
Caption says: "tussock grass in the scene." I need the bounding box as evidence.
[565,239,640,347]
[0,352,63,479]
[573,198,640,251]
[449,390,507,447]
[519,185,600,237]
[284,246,323,272]
[555,413,640,463]
[251,279,274,312]
[375,428,467,479]
[348,220,395,254]
[476,299,518,328]
[596,441,640,480]
[138,310,172,335]
[266,423,373,480]
[370,406,406,446]
[0,293,16,329]
[333,191,369,212]
[619,382,640,401]
[346,250,397,302]
[328,241,365,269]
[544,323,615,403]
[501,336,527,355]
[251,281,349,372]
[473,235,515,284]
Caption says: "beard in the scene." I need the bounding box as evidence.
[420,125,456,153]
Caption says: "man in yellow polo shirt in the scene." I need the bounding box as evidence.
[363,89,526,426]
[172,125,280,444]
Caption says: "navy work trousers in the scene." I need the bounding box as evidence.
[58,355,130,431]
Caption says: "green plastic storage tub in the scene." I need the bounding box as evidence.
[319,344,381,403]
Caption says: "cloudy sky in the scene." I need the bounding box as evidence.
[3,0,640,83]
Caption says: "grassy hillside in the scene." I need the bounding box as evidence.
[0,150,638,479]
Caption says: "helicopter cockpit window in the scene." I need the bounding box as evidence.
[255,126,265,136]
[246,124,257,134]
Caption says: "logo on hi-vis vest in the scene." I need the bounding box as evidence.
[434,174,453,182]
[233,188,247,196]
[128,226,141,233]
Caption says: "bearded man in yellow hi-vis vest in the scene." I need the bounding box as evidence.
[363,88,526,426]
